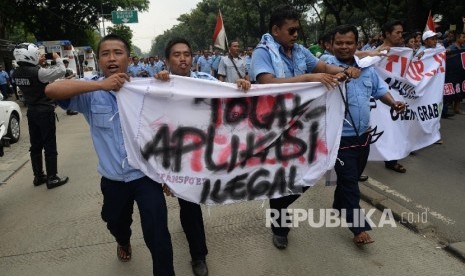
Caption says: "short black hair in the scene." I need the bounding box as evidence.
[322,30,334,44]
[269,5,300,33]
[96,34,130,59]
[331,24,359,43]
[403,32,416,42]
[229,40,240,48]
[164,37,192,59]
[381,20,404,38]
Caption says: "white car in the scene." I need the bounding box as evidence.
[0,99,21,144]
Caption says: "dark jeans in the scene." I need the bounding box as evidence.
[100,176,174,276]
[178,198,208,261]
[27,109,57,157]
[269,186,310,237]
[333,133,372,235]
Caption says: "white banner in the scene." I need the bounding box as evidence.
[368,47,445,160]
[117,76,345,204]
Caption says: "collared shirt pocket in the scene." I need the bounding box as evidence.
[362,80,373,99]
[91,104,113,129]
[295,55,308,74]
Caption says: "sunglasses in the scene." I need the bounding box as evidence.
[288,27,300,36]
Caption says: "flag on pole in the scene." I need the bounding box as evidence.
[213,10,228,50]
[424,10,436,32]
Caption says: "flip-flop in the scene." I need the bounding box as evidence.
[117,244,132,262]
[353,232,374,245]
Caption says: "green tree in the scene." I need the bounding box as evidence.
[2,0,149,46]
[132,45,143,57]
[148,0,465,55]
[106,24,133,52]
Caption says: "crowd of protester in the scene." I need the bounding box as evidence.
[7,4,465,276]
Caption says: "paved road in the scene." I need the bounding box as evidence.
[0,105,464,275]
[364,105,465,245]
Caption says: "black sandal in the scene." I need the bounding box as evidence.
[117,244,132,262]
[385,163,406,173]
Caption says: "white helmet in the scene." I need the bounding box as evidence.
[13,43,40,65]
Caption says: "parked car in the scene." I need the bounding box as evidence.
[0,100,21,144]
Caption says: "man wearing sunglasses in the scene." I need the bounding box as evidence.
[251,4,361,250]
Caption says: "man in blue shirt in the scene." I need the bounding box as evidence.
[155,37,250,276]
[127,56,147,77]
[210,50,222,78]
[0,64,11,100]
[251,4,360,250]
[326,24,405,244]
[244,47,253,81]
[45,34,174,276]
[144,56,157,77]
[154,55,166,74]
[196,50,212,75]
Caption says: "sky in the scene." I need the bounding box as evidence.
[105,0,201,53]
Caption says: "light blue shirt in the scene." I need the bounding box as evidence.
[245,55,252,75]
[155,61,165,73]
[58,79,145,182]
[361,43,376,51]
[211,55,222,71]
[197,56,213,74]
[325,56,389,136]
[127,63,146,77]
[0,70,9,85]
[251,40,319,80]
[190,70,217,81]
[145,64,157,77]
[319,50,334,62]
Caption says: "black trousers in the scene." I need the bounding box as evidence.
[100,176,174,276]
[178,198,208,261]
[269,186,310,237]
[333,133,372,235]
[0,84,8,99]
[27,109,57,157]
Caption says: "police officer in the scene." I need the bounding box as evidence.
[13,43,69,189]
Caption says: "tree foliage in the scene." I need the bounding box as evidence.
[150,0,465,55]
[106,24,133,52]
[1,0,148,48]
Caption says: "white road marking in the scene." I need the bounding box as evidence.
[365,179,456,225]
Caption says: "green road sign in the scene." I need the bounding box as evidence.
[111,10,138,24]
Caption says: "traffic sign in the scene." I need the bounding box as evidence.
[111,10,138,24]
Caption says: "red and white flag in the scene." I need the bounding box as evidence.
[424,10,435,32]
[213,10,228,50]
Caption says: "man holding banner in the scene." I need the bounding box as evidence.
[378,20,408,173]
[154,37,250,276]
[327,25,406,244]
[45,34,175,276]
[251,4,360,250]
